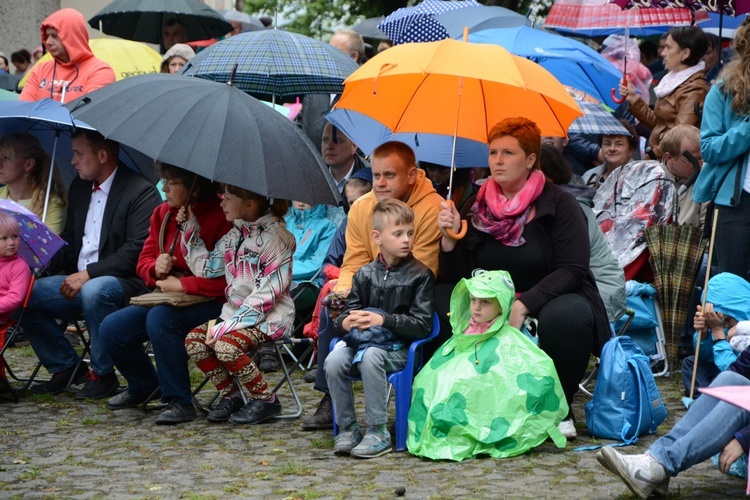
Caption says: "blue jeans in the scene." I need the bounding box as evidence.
[649,370,750,476]
[24,275,125,376]
[100,301,222,404]
[325,344,407,428]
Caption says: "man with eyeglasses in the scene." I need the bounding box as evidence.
[661,125,706,228]
[23,129,161,399]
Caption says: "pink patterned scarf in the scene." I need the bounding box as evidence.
[469,170,546,246]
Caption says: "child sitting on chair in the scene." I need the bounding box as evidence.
[0,211,31,394]
[180,184,296,425]
[0,211,30,326]
[326,199,435,458]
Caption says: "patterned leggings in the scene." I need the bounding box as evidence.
[185,323,273,400]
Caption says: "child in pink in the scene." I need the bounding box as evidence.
[0,212,31,326]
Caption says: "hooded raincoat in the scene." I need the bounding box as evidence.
[20,9,115,102]
[407,270,568,461]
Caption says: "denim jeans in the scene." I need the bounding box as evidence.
[324,344,407,428]
[715,192,750,281]
[100,301,222,404]
[649,370,750,476]
[24,275,125,376]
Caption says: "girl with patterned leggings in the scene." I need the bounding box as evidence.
[180,184,295,425]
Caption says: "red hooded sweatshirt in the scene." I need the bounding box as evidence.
[19,9,115,103]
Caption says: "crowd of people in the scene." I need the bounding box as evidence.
[2,4,750,495]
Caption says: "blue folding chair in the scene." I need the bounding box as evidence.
[329,311,440,452]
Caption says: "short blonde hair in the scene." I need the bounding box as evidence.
[0,212,19,236]
[371,198,414,232]
[660,125,700,158]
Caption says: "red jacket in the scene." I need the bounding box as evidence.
[20,8,115,103]
[137,199,231,297]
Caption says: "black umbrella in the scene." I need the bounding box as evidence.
[66,74,341,206]
[89,0,233,46]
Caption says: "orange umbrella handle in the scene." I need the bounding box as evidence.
[443,199,468,240]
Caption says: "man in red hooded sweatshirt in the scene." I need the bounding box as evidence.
[20,8,115,103]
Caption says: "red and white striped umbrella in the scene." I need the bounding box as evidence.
[545,0,709,31]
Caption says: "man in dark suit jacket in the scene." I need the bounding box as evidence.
[26,129,161,399]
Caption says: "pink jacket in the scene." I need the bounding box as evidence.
[0,255,31,324]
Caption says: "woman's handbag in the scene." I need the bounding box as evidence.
[130,211,215,309]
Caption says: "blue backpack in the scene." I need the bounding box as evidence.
[584,336,667,446]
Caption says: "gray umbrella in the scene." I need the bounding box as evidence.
[66,74,341,206]
[88,0,233,45]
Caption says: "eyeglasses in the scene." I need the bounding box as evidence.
[160,178,183,188]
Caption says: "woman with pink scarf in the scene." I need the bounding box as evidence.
[618,26,709,158]
[437,117,610,440]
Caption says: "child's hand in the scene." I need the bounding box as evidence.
[728,325,738,341]
[175,206,195,224]
[347,310,384,330]
[719,438,744,474]
[509,300,529,330]
[205,327,218,347]
[694,305,707,335]
[703,303,726,340]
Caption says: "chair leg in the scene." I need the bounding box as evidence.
[391,375,410,452]
[271,341,313,419]
[64,322,91,392]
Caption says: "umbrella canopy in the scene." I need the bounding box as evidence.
[181,29,359,99]
[334,38,583,143]
[378,0,482,44]
[610,0,750,16]
[88,0,233,45]
[351,16,389,40]
[66,74,340,206]
[0,98,156,188]
[544,0,710,33]
[434,5,531,38]
[468,26,622,108]
[646,223,705,365]
[20,37,161,88]
[565,86,631,135]
[220,9,264,32]
[703,12,747,37]
[325,108,489,168]
[0,199,66,270]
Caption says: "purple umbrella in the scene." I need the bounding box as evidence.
[0,199,65,270]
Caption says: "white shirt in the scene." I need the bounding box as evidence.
[332,159,356,194]
[77,168,117,272]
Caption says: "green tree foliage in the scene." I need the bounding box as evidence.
[242,0,528,40]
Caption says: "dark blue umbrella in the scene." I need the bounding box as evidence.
[351,16,388,40]
[468,27,623,108]
[433,5,530,38]
[378,0,481,44]
[0,98,156,220]
[326,108,489,168]
[67,74,341,206]
[181,29,359,99]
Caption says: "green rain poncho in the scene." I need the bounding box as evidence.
[407,270,568,461]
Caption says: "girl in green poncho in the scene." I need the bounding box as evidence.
[407,270,569,461]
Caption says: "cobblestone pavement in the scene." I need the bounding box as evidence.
[0,346,746,499]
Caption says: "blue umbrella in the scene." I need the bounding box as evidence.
[325,108,489,168]
[433,5,530,38]
[703,12,747,38]
[378,0,481,45]
[549,25,670,37]
[0,99,157,208]
[468,27,623,108]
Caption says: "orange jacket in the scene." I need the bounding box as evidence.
[20,9,115,103]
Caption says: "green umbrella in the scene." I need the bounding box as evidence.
[0,89,19,101]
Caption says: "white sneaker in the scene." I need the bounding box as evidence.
[596,446,667,499]
[558,418,577,440]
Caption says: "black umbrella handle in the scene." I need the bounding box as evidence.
[168,175,198,255]
[228,64,239,86]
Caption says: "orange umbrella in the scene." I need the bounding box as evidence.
[334,35,582,237]
[334,36,582,143]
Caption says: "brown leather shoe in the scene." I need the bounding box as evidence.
[301,393,333,430]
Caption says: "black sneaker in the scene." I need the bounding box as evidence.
[229,397,281,425]
[28,362,89,395]
[206,396,244,422]
[256,345,279,373]
[75,371,119,400]
[155,401,196,425]
[106,388,160,410]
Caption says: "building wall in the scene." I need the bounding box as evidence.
[0,0,59,67]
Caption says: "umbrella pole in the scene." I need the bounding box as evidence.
[42,130,61,224]
[689,207,719,401]
[444,28,470,241]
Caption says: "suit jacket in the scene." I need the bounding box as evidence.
[50,165,162,299]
